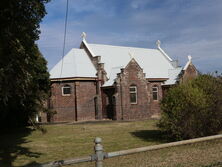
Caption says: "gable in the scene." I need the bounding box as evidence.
[181,63,198,82]
[124,58,146,81]
[125,58,142,71]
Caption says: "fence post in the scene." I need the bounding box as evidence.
[94,137,104,167]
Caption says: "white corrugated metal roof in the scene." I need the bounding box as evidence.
[163,67,182,85]
[103,66,123,87]
[88,43,175,78]
[87,43,177,86]
[50,48,97,79]
[50,39,184,85]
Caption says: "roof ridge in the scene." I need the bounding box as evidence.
[88,43,158,51]
[183,55,192,70]
[111,66,124,69]
[82,39,97,57]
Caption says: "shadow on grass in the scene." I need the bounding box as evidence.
[131,130,168,143]
[0,127,42,167]
[68,120,132,125]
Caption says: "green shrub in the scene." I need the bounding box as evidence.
[158,74,222,140]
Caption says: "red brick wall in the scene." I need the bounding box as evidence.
[149,82,163,118]
[181,63,198,83]
[101,92,108,118]
[76,81,97,121]
[114,59,151,120]
[49,82,76,122]
[45,80,97,122]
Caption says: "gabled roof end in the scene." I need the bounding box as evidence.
[81,32,96,57]
[156,40,173,62]
[183,55,192,70]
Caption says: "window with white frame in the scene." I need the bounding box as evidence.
[129,86,137,104]
[62,85,71,96]
[152,86,158,100]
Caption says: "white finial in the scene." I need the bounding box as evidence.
[128,52,134,59]
[188,55,192,62]
[81,32,87,40]
[156,40,161,48]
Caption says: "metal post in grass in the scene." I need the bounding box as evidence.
[94,137,104,167]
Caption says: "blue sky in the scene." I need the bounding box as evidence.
[37,0,222,73]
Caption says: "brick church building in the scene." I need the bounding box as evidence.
[42,33,198,122]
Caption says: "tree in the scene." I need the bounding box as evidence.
[158,74,222,140]
[0,0,50,128]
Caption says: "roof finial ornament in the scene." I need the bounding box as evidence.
[81,32,87,40]
[188,55,192,62]
[156,40,161,48]
[128,52,134,59]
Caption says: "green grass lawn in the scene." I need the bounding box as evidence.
[76,139,222,167]
[0,120,221,167]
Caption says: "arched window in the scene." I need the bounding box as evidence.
[152,86,158,100]
[129,85,137,104]
[62,85,71,96]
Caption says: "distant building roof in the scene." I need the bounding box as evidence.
[50,48,97,79]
